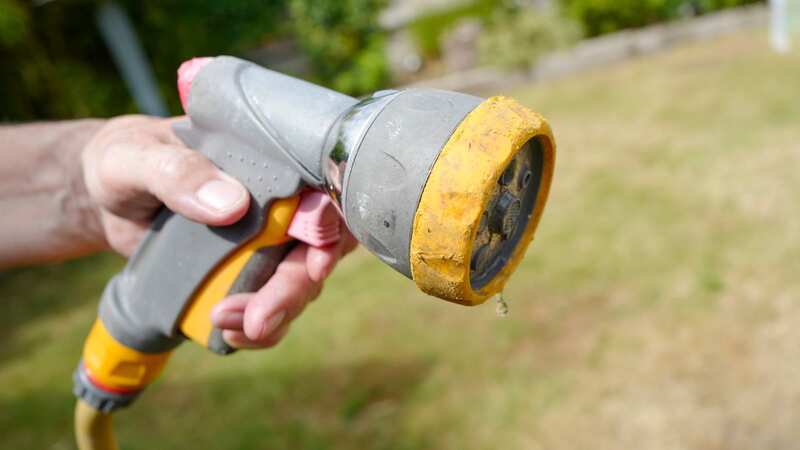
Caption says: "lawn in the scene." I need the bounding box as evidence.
[2,29,800,450]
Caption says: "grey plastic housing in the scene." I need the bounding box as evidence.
[339,90,482,276]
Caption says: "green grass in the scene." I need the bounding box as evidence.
[3,29,800,449]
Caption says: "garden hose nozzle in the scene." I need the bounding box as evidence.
[73,56,555,449]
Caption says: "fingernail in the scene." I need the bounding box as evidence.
[260,310,286,338]
[196,179,245,212]
[311,250,328,268]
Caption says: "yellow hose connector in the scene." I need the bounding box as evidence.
[82,319,171,391]
[409,96,555,305]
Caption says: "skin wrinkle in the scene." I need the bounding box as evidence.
[59,126,107,254]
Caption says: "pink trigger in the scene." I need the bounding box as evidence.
[287,192,341,247]
[177,57,213,112]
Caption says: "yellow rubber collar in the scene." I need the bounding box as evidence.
[409,96,555,305]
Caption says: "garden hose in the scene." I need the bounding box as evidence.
[75,400,118,450]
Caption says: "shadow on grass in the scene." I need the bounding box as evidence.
[1,357,436,450]
[148,358,436,450]
[0,252,124,363]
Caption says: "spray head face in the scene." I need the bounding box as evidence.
[408,96,555,305]
[331,91,555,306]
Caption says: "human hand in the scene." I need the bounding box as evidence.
[81,114,356,349]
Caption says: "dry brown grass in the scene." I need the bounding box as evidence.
[500,29,800,450]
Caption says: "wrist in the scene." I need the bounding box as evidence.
[61,119,108,255]
[0,119,108,268]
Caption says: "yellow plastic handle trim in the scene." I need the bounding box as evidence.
[179,195,300,346]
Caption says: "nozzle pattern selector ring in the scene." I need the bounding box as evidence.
[409,96,556,305]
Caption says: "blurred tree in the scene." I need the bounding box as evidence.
[408,0,500,59]
[288,0,389,94]
[563,0,686,36]
[479,5,580,69]
[0,0,387,121]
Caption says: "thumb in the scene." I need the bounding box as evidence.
[99,141,250,226]
[145,145,250,226]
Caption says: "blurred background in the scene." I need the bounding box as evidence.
[2,0,800,449]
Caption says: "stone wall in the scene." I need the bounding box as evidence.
[409,4,769,93]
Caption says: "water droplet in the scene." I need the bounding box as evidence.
[494,293,509,318]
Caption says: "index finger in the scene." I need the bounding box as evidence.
[242,244,321,342]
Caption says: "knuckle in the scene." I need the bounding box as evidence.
[261,340,280,349]
[106,114,161,134]
[94,150,129,200]
[260,333,285,349]
[308,283,323,302]
[155,150,208,184]
[290,300,309,320]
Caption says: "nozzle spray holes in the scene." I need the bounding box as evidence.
[489,191,521,239]
[520,169,533,190]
